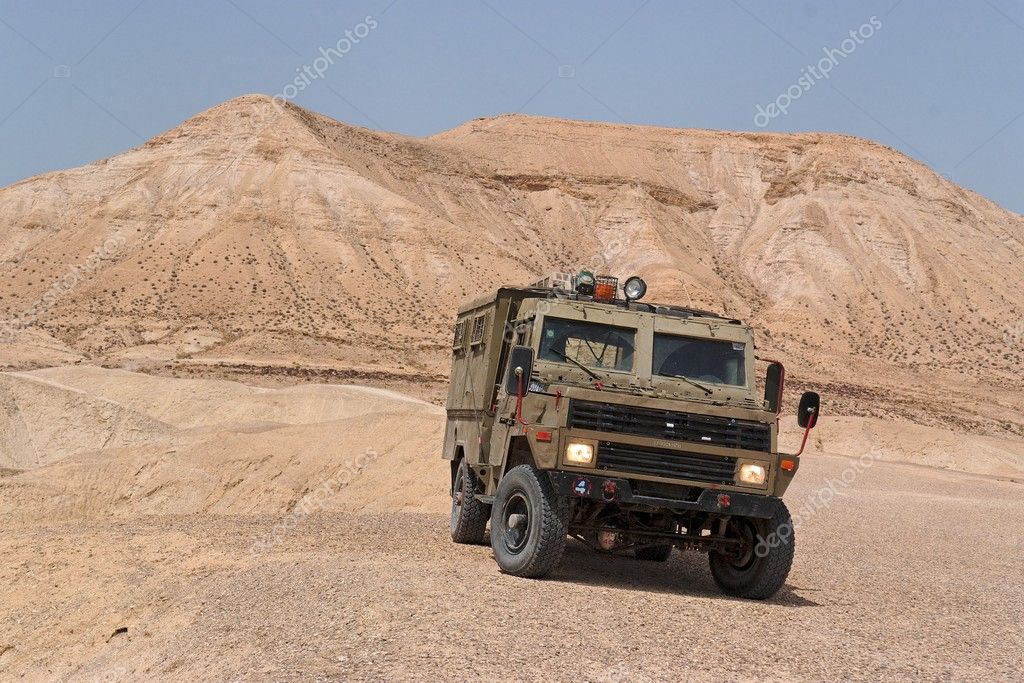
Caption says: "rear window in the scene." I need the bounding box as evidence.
[653,334,746,387]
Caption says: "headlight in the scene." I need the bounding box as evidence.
[565,441,595,466]
[737,462,767,485]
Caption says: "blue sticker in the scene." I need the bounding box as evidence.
[573,477,591,496]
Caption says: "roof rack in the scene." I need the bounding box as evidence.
[518,274,741,324]
[643,303,741,324]
[527,272,578,294]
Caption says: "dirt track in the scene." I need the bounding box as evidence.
[2,453,1021,682]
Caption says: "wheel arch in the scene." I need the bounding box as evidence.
[501,435,537,478]
[450,444,466,494]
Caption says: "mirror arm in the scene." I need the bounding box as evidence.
[781,408,816,458]
[514,367,530,426]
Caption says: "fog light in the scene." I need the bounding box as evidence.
[565,441,595,466]
[738,462,767,485]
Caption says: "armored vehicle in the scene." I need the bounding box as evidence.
[443,272,820,599]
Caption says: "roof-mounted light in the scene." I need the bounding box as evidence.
[594,275,618,302]
[623,276,647,301]
[575,270,596,296]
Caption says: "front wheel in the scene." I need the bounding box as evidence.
[708,499,794,600]
[489,465,568,578]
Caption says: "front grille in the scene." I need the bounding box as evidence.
[568,400,771,452]
[597,441,736,484]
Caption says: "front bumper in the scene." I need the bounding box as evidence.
[548,471,778,519]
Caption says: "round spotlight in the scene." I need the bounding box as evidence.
[623,276,647,301]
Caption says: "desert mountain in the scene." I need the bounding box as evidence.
[1,94,1022,437]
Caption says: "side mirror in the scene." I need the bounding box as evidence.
[504,345,535,395]
[764,362,784,414]
[797,391,820,428]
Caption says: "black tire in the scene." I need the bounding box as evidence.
[709,498,794,600]
[450,459,489,544]
[489,465,568,578]
[634,544,673,562]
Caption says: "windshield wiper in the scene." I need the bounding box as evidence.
[549,349,604,382]
[662,373,713,395]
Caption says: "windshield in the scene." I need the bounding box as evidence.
[653,334,746,387]
[539,317,636,372]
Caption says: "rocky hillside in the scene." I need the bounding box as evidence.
[1,95,1022,435]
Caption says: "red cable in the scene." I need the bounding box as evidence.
[516,373,529,426]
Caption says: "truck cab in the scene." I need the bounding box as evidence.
[444,272,820,599]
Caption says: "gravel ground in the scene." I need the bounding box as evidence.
[2,453,1022,682]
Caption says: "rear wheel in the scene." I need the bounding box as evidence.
[708,499,794,600]
[450,459,489,544]
[490,465,568,578]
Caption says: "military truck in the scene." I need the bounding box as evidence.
[443,272,820,599]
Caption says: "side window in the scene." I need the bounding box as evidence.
[452,320,466,351]
[470,314,487,347]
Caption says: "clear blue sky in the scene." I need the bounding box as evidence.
[2,0,1022,213]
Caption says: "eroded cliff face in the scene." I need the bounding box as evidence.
[1,95,1021,434]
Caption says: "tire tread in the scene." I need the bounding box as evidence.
[709,499,795,600]
[491,465,568,578]
[450,459,490,544]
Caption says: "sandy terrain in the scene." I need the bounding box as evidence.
[3,368,1021,522]
[1,368,1022,680]
[2,452,1021,681]
[0,368,447,519]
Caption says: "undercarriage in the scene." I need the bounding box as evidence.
[567,499,748,558]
